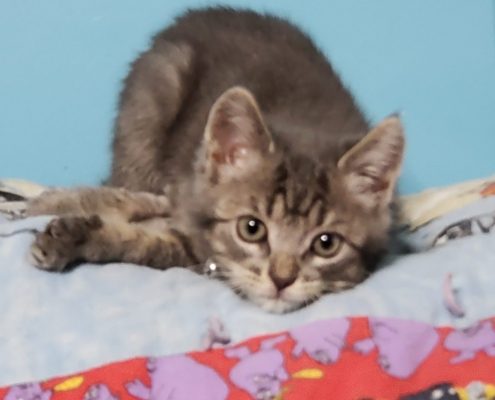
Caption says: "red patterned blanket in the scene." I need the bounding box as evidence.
[2,316,495,400]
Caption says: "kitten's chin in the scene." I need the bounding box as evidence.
[249,294,307,314]
[230,275,322,313]
[242,282,322,313]
[257,298,302,313]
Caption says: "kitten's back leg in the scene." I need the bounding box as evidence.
[26,187,170,221]
[109,41,195,192]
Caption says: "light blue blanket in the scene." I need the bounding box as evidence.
[1,215,495,386]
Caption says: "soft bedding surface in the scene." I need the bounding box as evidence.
[0,177,494,386]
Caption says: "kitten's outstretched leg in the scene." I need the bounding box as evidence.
[26,187,170,221]
[29,215,198,271]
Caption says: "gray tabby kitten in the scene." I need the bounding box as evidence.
[27,7,405,313]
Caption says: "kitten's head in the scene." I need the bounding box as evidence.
[193,87,404,313]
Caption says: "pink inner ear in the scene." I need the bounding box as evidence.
[212,144,249,166]
[226,146,249,165]
[210,111,260,166]
[205,87,273,179]
[210,126,251,165]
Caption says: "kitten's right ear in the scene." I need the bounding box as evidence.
[201,86,274,182]
[337,115,405,211]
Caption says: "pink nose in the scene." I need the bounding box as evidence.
[269,268,297,291]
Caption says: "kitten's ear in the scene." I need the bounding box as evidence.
[203,86,274,182]
[337,116,405,210]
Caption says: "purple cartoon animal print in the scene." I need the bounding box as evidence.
[125,354,228,400]
[84,384,119,400]
[289,318,350,364]
[444,320,495,363]
[225,335,289,400]
[353,317,439,379]
[3,383,51,400]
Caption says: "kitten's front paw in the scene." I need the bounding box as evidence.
[29,215,102,271]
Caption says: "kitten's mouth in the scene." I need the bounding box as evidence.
[271,290,300,305]
[231,285,303,313]
[254,289,315,313]
[257,296,303,313]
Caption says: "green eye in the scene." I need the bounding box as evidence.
[237,216,267,243]
[311,232,342,258]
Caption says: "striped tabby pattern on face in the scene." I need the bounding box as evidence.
[189,88,404,312]
[201,161,378,312]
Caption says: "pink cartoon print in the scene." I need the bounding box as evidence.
[84,384,119,400]
[225,335,289,399]
[353,317,439,379]
[126,355,228,400]
[3,383,51,400]
[444,320,495,363]
[289,318,350,364]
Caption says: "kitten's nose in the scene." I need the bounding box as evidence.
[270,272,297,291]
[269,255,298,291]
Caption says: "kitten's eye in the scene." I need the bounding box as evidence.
[237,216,267,243]
[311,233,342,258]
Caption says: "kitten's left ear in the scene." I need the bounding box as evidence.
[202,86,274,182]
[337,116,405,210]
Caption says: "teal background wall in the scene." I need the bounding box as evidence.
[0,0,494,194]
